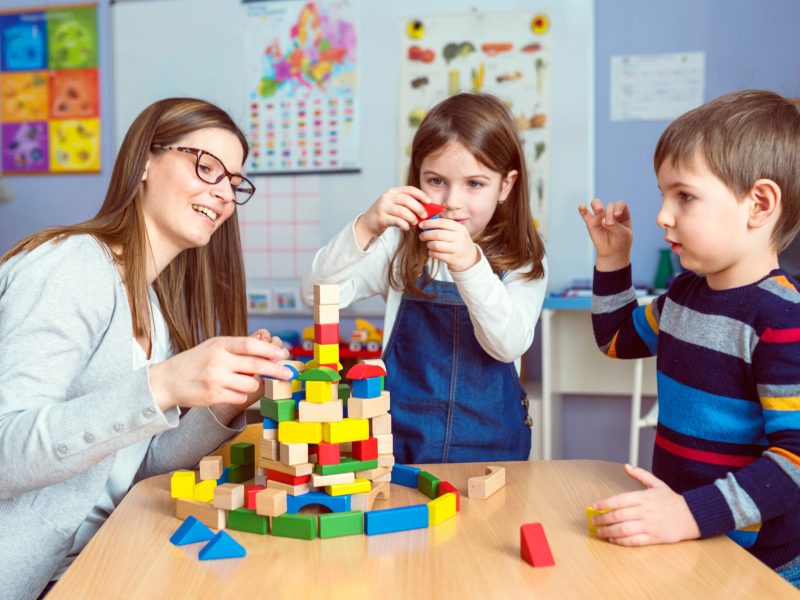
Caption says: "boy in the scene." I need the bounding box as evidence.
[578,89,800,587]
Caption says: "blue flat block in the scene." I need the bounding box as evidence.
[391,464,421,488]
[262,364,299,380]
[364,504,429,535]
[263,417,278,430]
[216,466,229,485]
[198,530,246,560]
[352,378,381,399]
[292,390,305,401]
[169,515,215,546]
[286,491,351,514]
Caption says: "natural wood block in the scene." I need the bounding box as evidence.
[467,466,506,499]
[267,479,310,496]
[314,284,340,305]
[280,442,309,466]
[213,483,245,511]
[311,471,356,487]
[263,378,294,400]
[370,413,392,436]
[255,488,287,517]
[348,391,390,420]
[374,433,393,455]
[175,498,226,530]
[258,458,314,477]
[199,456,223,481]
[314,304,339,325]
[299,399,343,423]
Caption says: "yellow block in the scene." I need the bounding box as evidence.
[212,423,262,467]
[193,479,217,503]
[326,478,371,497]
[313,343,339,365]
[586,506,611,533]
[291,379,303,393]
[279,420,323,444]
[428,493,456,525]
[306,380,334,403]
[322,418,369,444]
[170,470,195,499]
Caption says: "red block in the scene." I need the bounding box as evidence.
[245,485,266,510]
[316,443,341,466]
[266,469,311,486]
[520,522,555,567]
[352,437,378,461]
[438,481,461,511]
[314,323,339,345]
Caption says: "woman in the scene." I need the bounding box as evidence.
[0,98,290,599]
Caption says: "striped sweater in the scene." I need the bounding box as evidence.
[592,265,800,570]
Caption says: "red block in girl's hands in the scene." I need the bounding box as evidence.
[418,202,445,224]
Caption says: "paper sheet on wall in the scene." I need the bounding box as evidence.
[398,11,551,232]
[610,52,705,121]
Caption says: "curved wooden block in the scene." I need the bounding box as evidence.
[467,466,506,499]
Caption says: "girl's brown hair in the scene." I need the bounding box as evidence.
[1,97,250,351]
[389,92,545,296]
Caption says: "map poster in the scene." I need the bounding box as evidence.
[244,0,360,174]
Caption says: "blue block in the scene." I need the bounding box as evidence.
[286,491,351,514]
[216,466,229,485]
[169,515,214,546]
[263,417,278,430]
[199,530,246,560]
[292,390,305,401]
[262,363,299,380]
[364,504,429,535]
[352,378,381,399]
[392,464,421,488]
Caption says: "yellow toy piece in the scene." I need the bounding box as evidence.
[192,479,217,503]
[586,506,611,533]
[428,492,457,525]
[325,478,372,497]
[313,342,339,365]
[279,420,323,444]
[322,418,369,444]
[306,380,335,403]
[170,470,195,499]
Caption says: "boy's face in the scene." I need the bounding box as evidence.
[656,153,756,289]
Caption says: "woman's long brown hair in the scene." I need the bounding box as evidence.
[389,92,545,297]
[1,98,249,351]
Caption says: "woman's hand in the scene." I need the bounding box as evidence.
[355,186,432,249]
[578,198,634,272]
[419,217,480,272]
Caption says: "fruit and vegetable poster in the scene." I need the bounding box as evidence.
[0,4,100,174]
[244,0,360,174]
[399,11,551,230]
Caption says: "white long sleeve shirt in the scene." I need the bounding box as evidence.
[300,219,548,364]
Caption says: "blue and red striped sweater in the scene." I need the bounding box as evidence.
[592,265,800,570]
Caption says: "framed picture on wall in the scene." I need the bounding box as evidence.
[247,289,272,314]
[273,288,300,312]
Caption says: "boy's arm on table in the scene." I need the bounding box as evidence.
[300,216,392,308]
[451,251,548,363]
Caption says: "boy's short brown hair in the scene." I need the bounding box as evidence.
[654,89,800,251]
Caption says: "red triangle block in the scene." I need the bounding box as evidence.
[420,202,445,220]
[520,522,555,567]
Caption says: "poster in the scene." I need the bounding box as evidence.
[243,0,360,174]
[399,11,551,231]
[0,4,100,174]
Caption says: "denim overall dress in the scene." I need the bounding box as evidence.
[383,274,532,464]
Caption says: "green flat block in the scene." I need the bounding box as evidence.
[418,471,440,499]
[228,507,269,535]
[228,463,254,484]
[314,457,379,476]
[260,397,296,422]
[230,442,255,465]
[319,511,364,538]
[271,513,317,540]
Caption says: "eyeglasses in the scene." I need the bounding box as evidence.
[151,144,256,205]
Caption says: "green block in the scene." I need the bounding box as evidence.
[378,376,384,392]
[418,471,440,499]
[271,513,317,540]
[337,383,350,402]
[260,397,296,422]
[319,511,364,538]
[314,457,379,476]
[230,442,255,465]
[228,507,269,535]
[228,463,254,484]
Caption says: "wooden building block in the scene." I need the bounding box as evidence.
[271,513,317,540]
[351,437,378,461]
[350,481,391,512]
[244,484,266,510]
[258,458,314,477]
[352,378,382,399]
[364,504,428,535]
[227,463,254,484]
[263,378,294,400]
[314,283,340,305]
[230,443,255,466]
[267,479,310,496]
[228,507,269,535]
[316,442,341,466]
[286,491,351,514]
[260,438,279,461]
[391,464,421,488]
[370,413,392,436]
[315,457,378,476]
[278,420,322,444]
[169,516,214,546]
[355,466,391,480]
[428,493,457,525]
[313,342,339,365]
[199,456,223,481]
[467,466,506,499]
[313,304,339,325]
[262,427,278,441]
[298,399,343,423]
[323,418,369,444]
[314,323,339,345]
[586,506,612,533]
[170,470,195,499]
[521,522,555,567]
[213,483,245,511]
[175,497,226,530]
[260,397,296,422]
[255,488,287,518]
[192,479,216,503]
[438,481,461,512]
[280,442,309,466]
[374,433,393,455]
[417,471,440,499]
[198,530,245,560]
[305,380,335,404]
[266,469,311,487]
[377,454,395,468]
[319,511,364,539]
[326,478,371,497]
[348,391,390,420]
[311,471,355,487]
[254,466,267,486]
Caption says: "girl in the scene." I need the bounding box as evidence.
[301,92,547,463]
[0,98,292,600]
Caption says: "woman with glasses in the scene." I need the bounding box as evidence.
[0,97,290,600]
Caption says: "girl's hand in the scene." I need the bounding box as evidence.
[149,336,291,413]
[419,218,480,272]
[355,186,432,249]
[590,464,701,546]
[578,198,633,272]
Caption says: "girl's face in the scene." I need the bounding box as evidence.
[419,141,517,240]
[140,127,243,263]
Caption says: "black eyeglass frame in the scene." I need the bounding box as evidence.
[151,144,256,205]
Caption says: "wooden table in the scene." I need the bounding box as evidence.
[49,460,797,598]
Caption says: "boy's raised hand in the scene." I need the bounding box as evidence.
[578,198,633,272]
[355,186,431,250]
[419,217,479,272]
[590,464,701,546]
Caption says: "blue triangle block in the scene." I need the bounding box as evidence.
[169,516,215,546]
[198,530,246,560]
